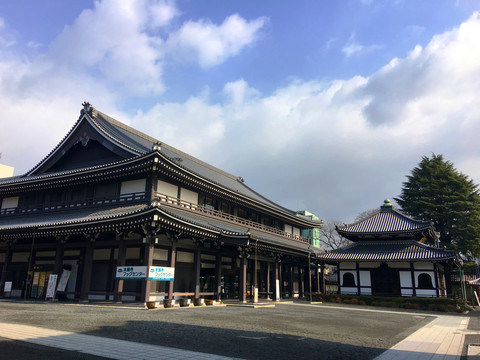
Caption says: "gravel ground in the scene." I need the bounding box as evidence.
[0,300,436,360]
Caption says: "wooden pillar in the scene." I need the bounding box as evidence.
[410,262,416,297]
[289,264,294,297]
[266,262,271,299]
[167,242,176,299]
[356,262,361,296]
[113,236,126,302]
[239,256,247,303]
[279,263,283,299]
[320,264,325,293]
[215,253,222,301]
[299,266,304,298]
[54,238,64,276]
[0,244,12,295]
[141,239,154,303]
[80,237,95,302]
[194,245,201,299]
[434,263,440,297]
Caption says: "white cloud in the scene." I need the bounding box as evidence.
[130,13,480,221]
[1,3,480,224]
[166,14,267,68]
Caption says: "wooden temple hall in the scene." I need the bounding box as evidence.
[0,102,324,303]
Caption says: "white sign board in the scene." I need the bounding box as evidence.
[148,266,175,281]
[56,269,71,292]
[116,266,148,280]
[4,281,12,292]
[45,274,58,300]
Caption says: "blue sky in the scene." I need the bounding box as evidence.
[1,0,480,223]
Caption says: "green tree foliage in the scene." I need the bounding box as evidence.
[395,154,480,259]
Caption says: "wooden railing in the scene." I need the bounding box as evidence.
[154,192,310,244]
[0,192,146,216]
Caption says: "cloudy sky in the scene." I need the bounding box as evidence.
[1,0,480,223]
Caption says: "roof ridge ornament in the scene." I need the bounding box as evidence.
[81,101,93,117]
[380,198,393,212]
[152,142,161,152]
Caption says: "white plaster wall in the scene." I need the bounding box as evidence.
[359,262,381,268]
[157,180,178,198]
[401,289,414,296]
[414,262,434,270]
[340,287,358,295]
[180,188,198,204]
[360,288,372,295]
[416,289,437,297]
[359,271,371,287]
[120,179,146,194]
[400,271,412,288]
[1,196,18,209]
[339,262,356,270]
[388,262,410,269]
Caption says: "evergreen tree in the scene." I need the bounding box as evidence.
[395,154,480,259]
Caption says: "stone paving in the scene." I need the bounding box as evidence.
[0,301,478,360]
[0,322,239,360]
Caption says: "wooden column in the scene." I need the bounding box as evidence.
[356,262,361,295]
[289,264,294,297]
[167,242,176,299]
[54,237,65,276]
[317,264,326,294]
[215,253,222,301]
[434,263,440,297]
[194,246,201,299]
[239,256,247,303]
[410,262,416,297]
[279,263,283,299]
[299,266,304,298]
[266,262,271,299]
[141,239,154,303]
[80,237,95,302]
[113,236,126,303]
[0,244,12,295]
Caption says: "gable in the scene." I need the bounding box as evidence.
[28,115,140,176]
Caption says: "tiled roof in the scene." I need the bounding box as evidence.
[0,205,148,231]
[337,201,433,241]
[317,240,456,262]
[91,109,299,216]
[157,205,318,254]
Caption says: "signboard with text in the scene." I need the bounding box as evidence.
[45,274,58,300]
[116,266,148,280]
[148,266,175,281]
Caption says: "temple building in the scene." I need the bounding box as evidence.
[0,102,323,303]
[318,199,460,297]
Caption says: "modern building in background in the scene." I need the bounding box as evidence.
[0,102,323,303]
[298,210,321,247]
[0,164,14,179]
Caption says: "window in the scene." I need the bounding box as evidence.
[417,273,434,289]
[342,272,356,287]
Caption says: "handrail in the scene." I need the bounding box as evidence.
[0,192,146,216]
[154,192,310,244]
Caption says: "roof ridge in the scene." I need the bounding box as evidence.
[92,108,240,181]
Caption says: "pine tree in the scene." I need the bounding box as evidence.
[395,154,480,259]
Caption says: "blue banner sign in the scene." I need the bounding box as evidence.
[148,266,175,281]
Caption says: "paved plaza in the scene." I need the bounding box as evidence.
[0,300,477,359]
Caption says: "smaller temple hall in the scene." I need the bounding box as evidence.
[318,199,460,298]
